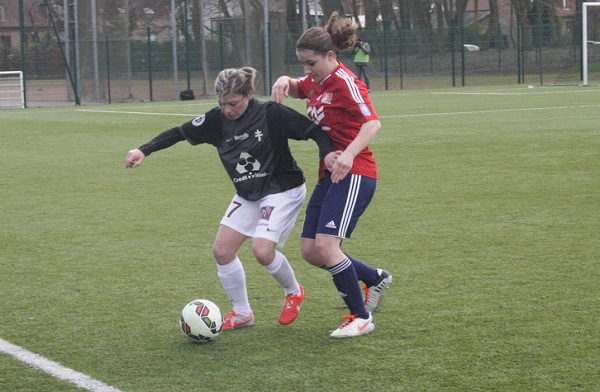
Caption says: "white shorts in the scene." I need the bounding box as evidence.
[220,184,307,248]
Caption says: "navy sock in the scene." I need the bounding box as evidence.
[329,258,370,319]
[344,252,379,287]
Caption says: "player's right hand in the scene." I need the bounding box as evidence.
[324,151,341,172]
[271,77,290,103]
[125,149,145,168]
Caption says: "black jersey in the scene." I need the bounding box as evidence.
[178,99,318,201]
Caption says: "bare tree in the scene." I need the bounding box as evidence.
[522,0,555,49]
[320,0,339,22]
[436,0,453,28]
[351,0,362,28]
[194,0,209,95]
[405,0,433,56]
[381,0,399,31]
[363,0,379,34]
[486,0,505,48]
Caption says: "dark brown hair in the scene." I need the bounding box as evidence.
[296,11,357,53]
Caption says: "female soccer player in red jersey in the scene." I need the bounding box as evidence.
[272,12,392,338]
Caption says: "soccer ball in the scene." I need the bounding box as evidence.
[180,299,224,342]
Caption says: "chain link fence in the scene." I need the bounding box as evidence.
[2,1,599,108]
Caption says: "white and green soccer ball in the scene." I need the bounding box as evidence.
[180,299,224,343]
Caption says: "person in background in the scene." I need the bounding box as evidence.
[126,67,338,331]
[353,37,371,90]
[271,12,392,339]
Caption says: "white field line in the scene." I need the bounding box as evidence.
[77,109,194,116]
[76,101,600,120]
[78,104,600,119]
[380,88,600,97]
[430,88,600,95]
[0,338,121,392]
[380,104,600,118]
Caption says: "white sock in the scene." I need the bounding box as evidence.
[217,257,251,316]
[263,251,300,296]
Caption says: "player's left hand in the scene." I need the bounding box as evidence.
[329,150,354,183]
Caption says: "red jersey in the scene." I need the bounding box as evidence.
[296,61,378,179]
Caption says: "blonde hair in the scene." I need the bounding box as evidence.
[296,12,358,53]
[214,67,257,97]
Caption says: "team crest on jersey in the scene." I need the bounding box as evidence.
[320,92,333,104]
[359,103,371,116]
[192,115,206,126]
[260,206,275,220]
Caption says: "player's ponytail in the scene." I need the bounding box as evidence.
[325,11,357,52]
[296,11,357,54]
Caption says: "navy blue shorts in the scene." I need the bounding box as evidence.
[301,173,376,240]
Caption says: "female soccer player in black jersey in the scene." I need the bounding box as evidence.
[125,67,337,330]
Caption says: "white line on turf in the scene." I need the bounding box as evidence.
[380,104,600,118]
[76,103,600,120]
[77,109,194,116]
[431,89,600,95]
[0,338,121,392]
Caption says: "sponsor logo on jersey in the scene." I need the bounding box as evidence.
[359,103,371,116]
[233,171,270,183]
[234,133,249,141]
[233,153,270,183]
[192,115,206,126]
[235,152,261,174]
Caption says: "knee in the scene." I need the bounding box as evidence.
[252,240,276,265]
[300,241,320,266]
[300,248,316,264]
[212,241,235,264]
[313,238,330,260]
[301,240,331,268]
[312,236,343,267]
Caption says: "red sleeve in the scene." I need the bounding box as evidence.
[296,76,311,100]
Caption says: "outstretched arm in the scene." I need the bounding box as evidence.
[124,127,185,168]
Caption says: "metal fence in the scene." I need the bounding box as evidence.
[2,1,599,108]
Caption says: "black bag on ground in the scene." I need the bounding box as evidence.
[180,90,195,100]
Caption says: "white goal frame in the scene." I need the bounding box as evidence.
[0,71,25,109]
[583,2,600,86]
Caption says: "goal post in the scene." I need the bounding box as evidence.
[0,71,25,109]
[582,2,600,86]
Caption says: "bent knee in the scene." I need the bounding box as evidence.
[300,248,318,264]
[213,242,235,264]
[300,241,325,267]
[311,236,343,266]
[252,239,276,265]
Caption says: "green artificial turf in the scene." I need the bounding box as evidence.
[1,85,599,391]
